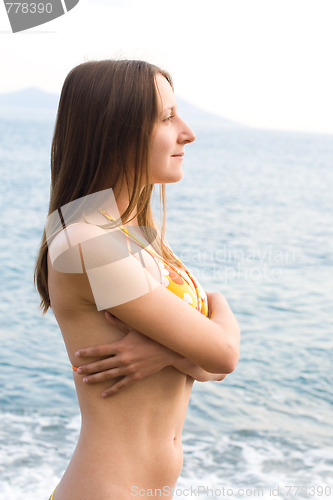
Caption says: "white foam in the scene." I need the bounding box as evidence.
[0,411,78,500]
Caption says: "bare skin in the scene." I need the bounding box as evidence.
[48,260,185,499]
[47,74,240,499]
[48,251,239,500]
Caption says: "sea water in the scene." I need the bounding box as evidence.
[0,109,332,499]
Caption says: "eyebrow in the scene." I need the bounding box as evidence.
[161,106,176,115]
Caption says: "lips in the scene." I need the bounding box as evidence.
[171,153,184,157]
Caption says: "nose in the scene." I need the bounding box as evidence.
[178,118,196,144]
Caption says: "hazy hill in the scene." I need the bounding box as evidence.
[0,87,59,109]
[0,87,240,127]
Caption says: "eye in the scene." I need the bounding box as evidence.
[163,115,175,123]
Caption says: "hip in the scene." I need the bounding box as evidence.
[52,436,183,499]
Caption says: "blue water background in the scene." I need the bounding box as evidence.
[0,108,332,499]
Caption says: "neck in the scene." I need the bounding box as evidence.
[105,181,139,227]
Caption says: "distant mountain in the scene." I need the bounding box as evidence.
[0,87,59,109]
[0,87,240,128]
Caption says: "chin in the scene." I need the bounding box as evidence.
[152,170,184,184]
[171,172,184,183]
[164,168,184,184]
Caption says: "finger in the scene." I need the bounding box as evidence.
[82,367,125,384]
[77,357,119,375]
[75,344,118,358]
[101,376,138,397]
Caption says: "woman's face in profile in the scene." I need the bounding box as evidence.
[149,73,196,184]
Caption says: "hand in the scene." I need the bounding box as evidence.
[75,312,180,397]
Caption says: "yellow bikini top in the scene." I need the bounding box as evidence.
[99,209,209,317]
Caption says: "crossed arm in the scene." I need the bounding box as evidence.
[75,311,227,397]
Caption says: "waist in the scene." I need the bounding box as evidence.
[56,370,191,498]
[74,366,192,435]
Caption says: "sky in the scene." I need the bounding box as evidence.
[0,0,332,134]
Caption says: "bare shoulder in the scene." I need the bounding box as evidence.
[48,221,161,311]
[47,223,98,307]
[48,221,103,262]
[48,222,128,274]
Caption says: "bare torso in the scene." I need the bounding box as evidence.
[48,248,194,500]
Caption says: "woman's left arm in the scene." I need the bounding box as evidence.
[171,357,227,382]
[75,312,226,396]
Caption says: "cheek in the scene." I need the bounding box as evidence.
[151,129,173,156]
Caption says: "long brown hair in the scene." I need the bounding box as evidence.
[35,59,184,313]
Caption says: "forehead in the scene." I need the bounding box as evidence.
[155,73,176,111]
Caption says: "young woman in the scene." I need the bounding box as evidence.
[35,60,240,500]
